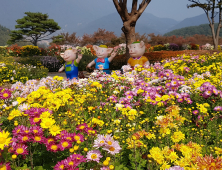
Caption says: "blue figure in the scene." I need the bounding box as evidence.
[87,45,117,74]
[59,48,82,80]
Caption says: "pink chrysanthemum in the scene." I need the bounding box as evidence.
[14,144,28,155]
[45,137,56,145]
[47,143,59,152]
[73,133,84,142]
[86,150,102,163]
[93,134,106,148]
[76,123,88,132]
[12,125,24,136]
[32,135,45,144]
[214,106,222,111]
[0,89,12,100]
[192,110,199,115]
[58,140,72,151]
[0,162,11,170]
[100,167,110,170]
[103,141,121,155]
[30,126,43,136]
[17,135,30,143]
[29,116,41,125]
[54,160,66,170]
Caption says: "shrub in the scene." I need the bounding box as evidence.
[39,56,65,72]
[6,44,21,57]
[190,43,199,50]
[169,43,179,51]
[20,45,41,57]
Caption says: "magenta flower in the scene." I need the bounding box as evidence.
[86,150,103,163]
[54,160,66,170]
[177,98,183,103]
[17,135,30,143]
[0,89,12,100]
[192,110,199,115]
[30,126,43,136]
[32,135,46,144]
[214,106,222,111]
[58,140,72,151]
[76,123,89,132]
[47,143,59,152]
[0,162,11,170]
[14,144,28,155]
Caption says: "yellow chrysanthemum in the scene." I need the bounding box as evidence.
[40,118,56,129]
[49,125,62,136]
[0,131,12,150]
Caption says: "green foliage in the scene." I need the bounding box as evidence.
[7,12,61,46]
[0,56,48,85]
[164,23,222,37]
[51,34,65,44]
[0,25,11,46]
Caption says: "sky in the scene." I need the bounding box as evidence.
[110,0,205,21]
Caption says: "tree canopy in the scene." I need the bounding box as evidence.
[7,12,61,46]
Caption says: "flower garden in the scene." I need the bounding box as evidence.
[0,43,222,170]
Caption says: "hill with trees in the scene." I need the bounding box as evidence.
[0,25,11,46]
[164,23,222,37]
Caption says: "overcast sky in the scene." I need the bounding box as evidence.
[110,0,205,21]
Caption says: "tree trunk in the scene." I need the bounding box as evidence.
[210,24,218,50]
[122,23,136,59]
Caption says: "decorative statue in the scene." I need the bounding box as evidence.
[58,48,82,80]
[87,45,117,74]
[127,41,150,68]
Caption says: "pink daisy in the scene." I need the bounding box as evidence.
[58,140,72,151]
[0,162,11,170]
[32,135,46,144]
[17,135,30,143]
[14,144,28,155]
[103,141,121,155]
[47,143,59,152]
[54,160,66,170]
[86,150,103,163]
[76,123,88,132]
[45,137,56,145]
[73,133,84,142]
[30,126,43,136]
[93,134,106,148]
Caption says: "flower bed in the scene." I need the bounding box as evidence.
[0,52,222,170]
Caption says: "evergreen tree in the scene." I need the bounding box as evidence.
[7,12,61,46]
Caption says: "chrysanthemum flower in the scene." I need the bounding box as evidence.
[30,126,43,136]
[103,141,121,155]
[0,131,12,150]
[93,134,106,148]
[0,89,12,100]
[40,118,55,129]
[171,131,185,143]
[76,123,88,132]
[0,162,11,170]
[47,143,59,152]
[45,137,55,145]
[14,144,28,155]
[58,140,72,151]
[29,116,41,125]
[17,135,30,143]
[73,133,84,142]
[54,160,66,170]
[214,106,222,111]
[86,150,103,163]
[49,125,61,136]
[32,135,45,144]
